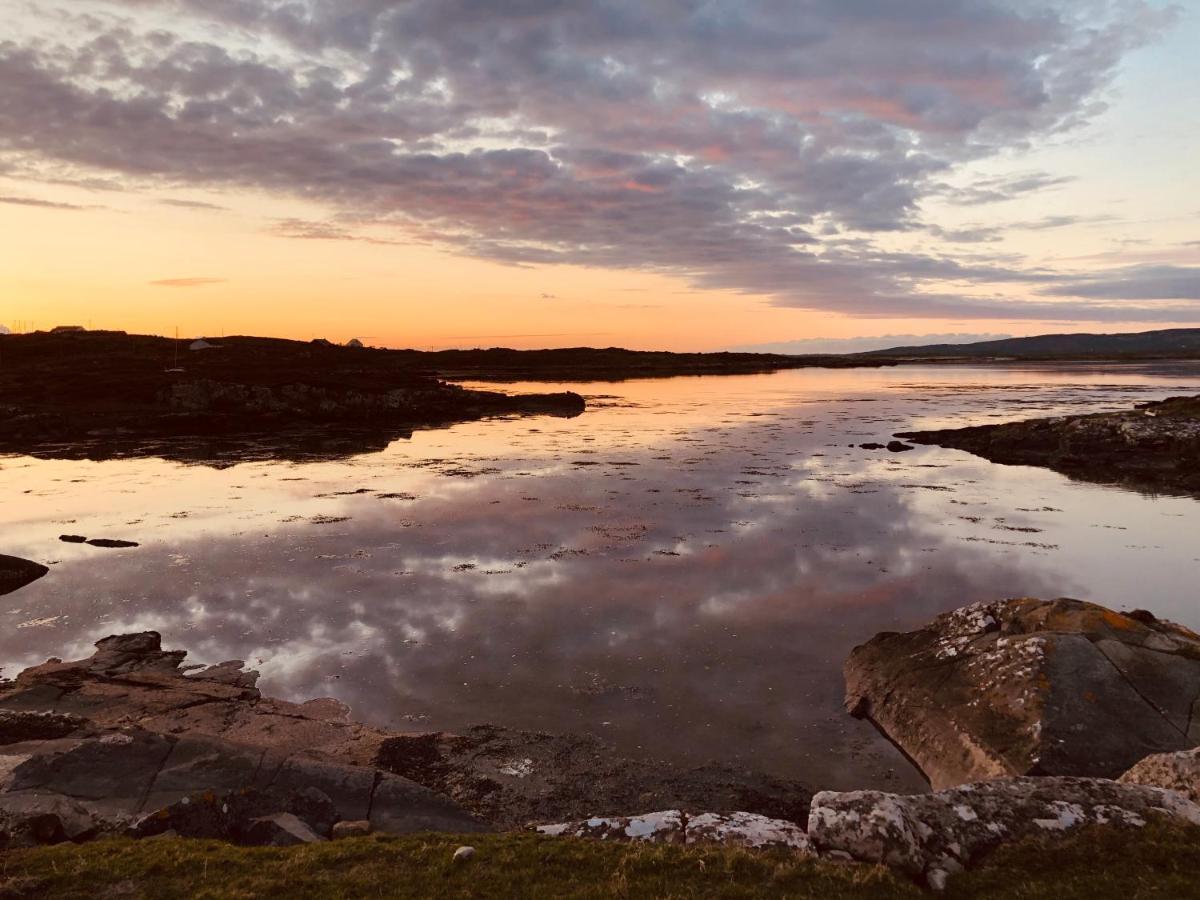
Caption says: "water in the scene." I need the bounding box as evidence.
[3,362,1199,792]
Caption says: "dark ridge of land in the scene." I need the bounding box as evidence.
[0,331,589,463]
[898,394,1200,498]
[385,345,896,381]
[862,327,1200,361]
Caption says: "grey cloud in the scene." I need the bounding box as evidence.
[1040,265,1200,301]
[0,0,1182,319]
[159,198,227,210]
[734,333,1014,354]
[0,194,91,210]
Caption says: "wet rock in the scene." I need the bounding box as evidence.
[0,555,49,596]
[0,710,88,745]
[58,535,88,544]
[808,777,1200,889]
[1120,748,1200,803]
[244,812,326,847]
[859,443,886,450]
[331,819,372,839]
[886,441,914,453]
[536,810,813,851]
[845,598,1200,789]
[375,726,813,829]
[85,539,140,549]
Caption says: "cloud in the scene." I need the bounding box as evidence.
[734,333,1014,354]
[0,0,1182,320]
[1039,265,1200,301]
[0,195,90,211]
[149,277,227,288]
[159,198,227,211]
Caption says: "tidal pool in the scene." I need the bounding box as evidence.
[3,362,1199,792]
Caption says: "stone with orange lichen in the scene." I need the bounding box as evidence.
[845,598,1200,790]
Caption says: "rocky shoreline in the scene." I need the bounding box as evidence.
[898,393,1200,498]
[3,598,1199,891]
[0,331,584,463]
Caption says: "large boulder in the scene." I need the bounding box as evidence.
[844,598,1200,789]
[1121,748,1200,803]
[0,555,48,597]
[808,777,1200,890]
[535,810,812,851]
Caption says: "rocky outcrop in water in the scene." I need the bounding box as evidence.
[808,777,1200,890]
[844,598,1200,790]
[0,556,48,597]
[898,394,1200,497]
[0,331,584,464]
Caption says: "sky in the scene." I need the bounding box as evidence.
[0,0,1197,351]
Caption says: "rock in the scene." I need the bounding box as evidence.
[844,598,1200,789]
[859,443,886,450]
[7,729,175,819]
[536,810,812,852]
[0,555,49,596]
[0,710,87,745]
[808,777,1200,889]
[244,812,326,847]
[898,394,1200,498]
[58,535,88,544]
[453,845,476,862]
[85,539,140,549]
[537,810,686,843]
[375,726,812,829]
[886,441,914,453]
[684,812,812,850]
[0,794,106,847]
[331,820,372,840]
[1120,748,1200,803]
[132,787,337,843]
[368,771,491,835]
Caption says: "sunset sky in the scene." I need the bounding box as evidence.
[1,0,1197,351]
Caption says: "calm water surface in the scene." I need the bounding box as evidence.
[3,363,1200,792]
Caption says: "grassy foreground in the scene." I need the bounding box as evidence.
[1,822,1198,899]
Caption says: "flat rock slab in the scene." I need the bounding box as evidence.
[844,598,1200,789]
[536,810,812,851]
[809,777,1200,889]
[1,631,811,831]
[0,555,49,597]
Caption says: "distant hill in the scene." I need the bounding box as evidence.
[861,328,1200,360]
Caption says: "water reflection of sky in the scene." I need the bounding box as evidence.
[3,363,1200,792]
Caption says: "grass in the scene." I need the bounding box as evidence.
[1,821,1198,899]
